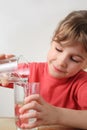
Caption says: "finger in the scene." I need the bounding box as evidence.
[0,54,15,60]
[0,54,6,60]
[5,54,15,58]
[21,118,45,129]
[25,94,45,105]
[20,110,39,119]
[25,94,40,103]
[0,76,9,86]
[1,79,9,86]
[21,122,38,129]
[19,101,42,113]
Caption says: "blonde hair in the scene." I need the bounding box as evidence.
[52,10,87,51]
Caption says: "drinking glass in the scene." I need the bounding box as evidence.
[14,81,40,130]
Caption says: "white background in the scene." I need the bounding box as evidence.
[0,0,87,117]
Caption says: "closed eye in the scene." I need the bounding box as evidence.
[55,47,62,52]
[70,57,81,63]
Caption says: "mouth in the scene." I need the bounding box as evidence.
[53,65,66,73]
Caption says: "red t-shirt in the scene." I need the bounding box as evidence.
[7,62,87,110]
[29,62,87,110]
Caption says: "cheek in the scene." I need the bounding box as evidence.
[47,53,53,63]
[68,64,82,75]
[47,50,57,62]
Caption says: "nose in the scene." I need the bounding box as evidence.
[57,54,68,68]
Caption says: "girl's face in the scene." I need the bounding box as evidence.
[47,41,87,78]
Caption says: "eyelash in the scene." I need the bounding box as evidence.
[55,47,62,52]
[70,57,80,63]
[55,47,80,63]
[56,48,80,63]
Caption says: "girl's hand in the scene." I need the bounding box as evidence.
[19,94,59,129]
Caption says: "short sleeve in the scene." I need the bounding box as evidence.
[77,82,87,109]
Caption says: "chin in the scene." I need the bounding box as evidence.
[50,73,64,79]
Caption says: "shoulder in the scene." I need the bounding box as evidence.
[29,62,47,70]
[28,62,47,82]
[73,70,87,94]
[71,70,87,82]
[75,70,87,109]
[69,70,87,92]
[75,70,87,82]
[29,62,47,75]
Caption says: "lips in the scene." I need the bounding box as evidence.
[53,65,66,73]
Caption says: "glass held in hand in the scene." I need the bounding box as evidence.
[14,80,28,130]
[0,55,30,83]
[28,82,40,130]
[14,82,40,130]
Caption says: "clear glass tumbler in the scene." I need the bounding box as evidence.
[14,81,40,130]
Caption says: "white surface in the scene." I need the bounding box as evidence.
[0,87,14,117]
[0,0,87,117]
